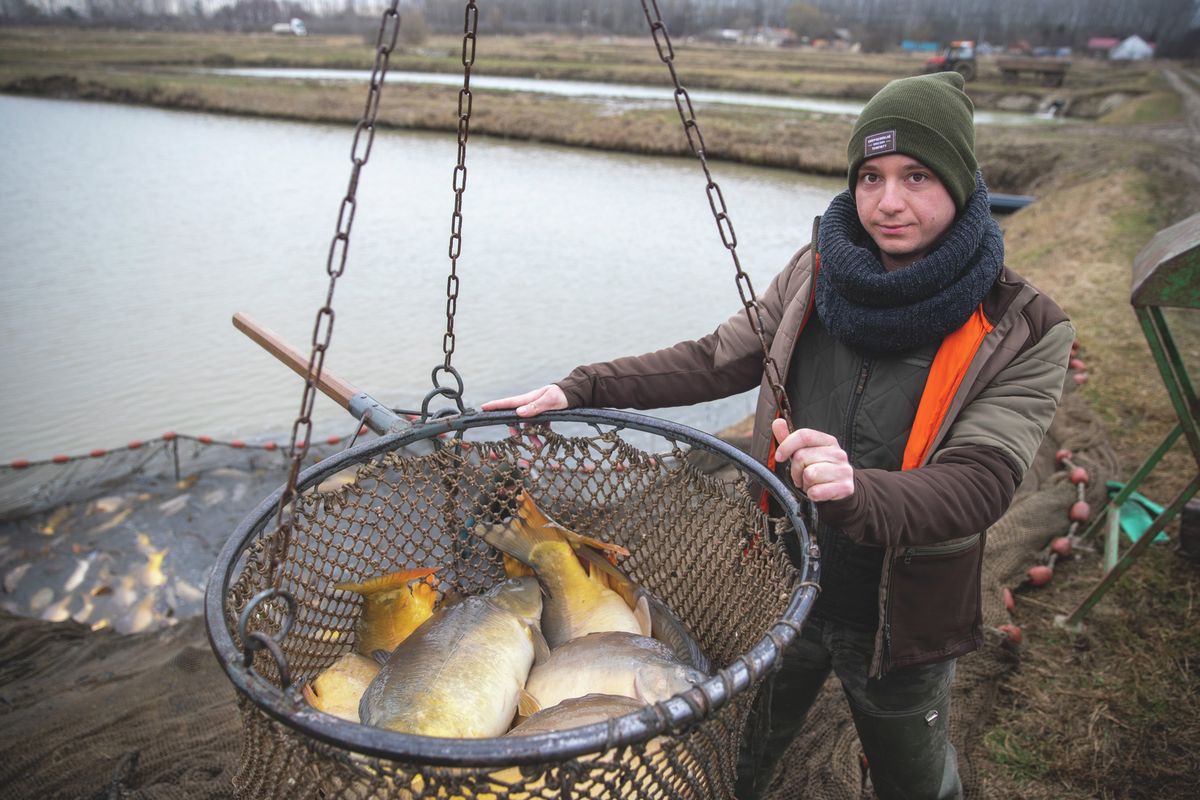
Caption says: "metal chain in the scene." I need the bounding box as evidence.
[638,0,794,426]
[269,2,405,585]
[440,1,479,376]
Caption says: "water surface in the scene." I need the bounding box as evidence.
[0,95,842,460]
[210,68,1061,126]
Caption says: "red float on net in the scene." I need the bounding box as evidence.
[1027,565,1054,586]
[998,623,1023,645]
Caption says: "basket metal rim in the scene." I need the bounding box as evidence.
[204,408,820,767]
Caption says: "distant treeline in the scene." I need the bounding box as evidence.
[3,0,1198,57]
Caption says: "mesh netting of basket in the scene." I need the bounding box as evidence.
[205,408,819,799]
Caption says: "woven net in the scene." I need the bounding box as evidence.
[215,419,807,800]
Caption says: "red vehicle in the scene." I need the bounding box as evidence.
[924,40,977,81]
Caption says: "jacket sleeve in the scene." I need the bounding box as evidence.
[818,319,1075,548]
[556,247,811,410]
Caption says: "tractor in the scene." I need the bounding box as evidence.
[924,40,977,81]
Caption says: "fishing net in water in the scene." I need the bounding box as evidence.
[0,433,359,522]
[207,410,819,800]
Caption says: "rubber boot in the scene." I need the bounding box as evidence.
[846,691,962,800]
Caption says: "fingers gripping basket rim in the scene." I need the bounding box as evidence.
[204,408,820,768]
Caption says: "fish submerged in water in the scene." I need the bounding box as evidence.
[477,492,650,648]
[359,576,547,738]
[302,653,382,722]
[335,566,440,656]
[524,631,707,713]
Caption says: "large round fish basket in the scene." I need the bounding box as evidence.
[205,409,819,799]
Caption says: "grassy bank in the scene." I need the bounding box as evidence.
[3,26,1199,799]
[0,28,1179,192]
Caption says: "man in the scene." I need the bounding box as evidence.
[484,72,1073,798]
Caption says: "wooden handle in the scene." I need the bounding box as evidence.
[233,312,359,410]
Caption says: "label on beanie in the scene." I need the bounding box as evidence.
[864,130,897,157]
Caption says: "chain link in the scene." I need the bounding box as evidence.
[269,1,405,585]
[639,0,794,427]
[441,1,479,373]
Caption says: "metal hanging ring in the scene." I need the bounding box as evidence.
[420,386,467,423]
[238,587,298,668]
[430,364,466,397]
[242,631,293,690]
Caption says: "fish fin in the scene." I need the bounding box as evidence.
[335,566,439,595]
[301,681,321,708]
[573,546,638,607]
[370,649,391,665]
[633,669,671,705]
[502,552,535,579]
[518,492,630,557]
[410,580,440,611]
[635,594,653,638]
[586,559,610,589]
[561,528,630,558]
[517,688,541,719]
[476,519,543,565]
[530,625,551,664]
[441,587,467,607]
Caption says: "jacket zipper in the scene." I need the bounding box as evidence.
[842,357,873,460]
[872,550,896,678]
[902,534,981,564]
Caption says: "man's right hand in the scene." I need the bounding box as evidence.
[480,384,568,417]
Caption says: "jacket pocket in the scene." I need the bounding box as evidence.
[885,533,984,669]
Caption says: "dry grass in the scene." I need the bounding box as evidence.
[979,546,1200,799]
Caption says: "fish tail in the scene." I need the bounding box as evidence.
[334,566,439,595]
[502,552,536,578]
[477,517,546,566]
[517,492,630,557]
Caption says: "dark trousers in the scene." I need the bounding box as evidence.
[735,618,963,799]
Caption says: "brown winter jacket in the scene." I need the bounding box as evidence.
[557,241,1074,676]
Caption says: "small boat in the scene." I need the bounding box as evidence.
[990,193,1036,214]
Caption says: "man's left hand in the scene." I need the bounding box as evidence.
[771,419,855,502]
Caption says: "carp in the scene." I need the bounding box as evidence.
[359,577,547,738]
[301,653,381,722]
[523,631,707,713]
[477,492,650,648]
[572,544,711,674]
[335,566,440,656]
[506,693,646,737]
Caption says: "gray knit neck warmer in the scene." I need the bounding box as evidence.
[815,172,1003,356]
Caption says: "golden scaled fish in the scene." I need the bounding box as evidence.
[477,492,650,648]
[484,695,684,800]
[507,693,646,737]
[335,566,439,657]
[359,576,547,738]
[302,653,381,722]
[523,631,707,714]
[573,545,711,674]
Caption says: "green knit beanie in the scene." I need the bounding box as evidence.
[846,72,978,210]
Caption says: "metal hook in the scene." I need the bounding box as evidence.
[420,365,468,422]
[238,587,297,688]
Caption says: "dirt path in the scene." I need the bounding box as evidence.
[1164,69,1200,139]
[1152,69,1200,191]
